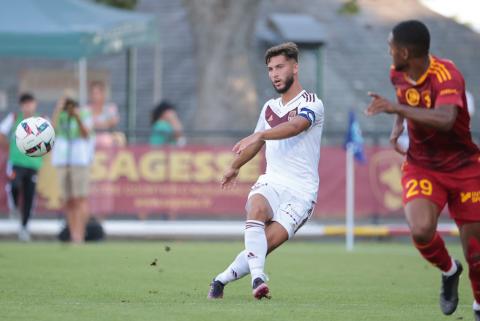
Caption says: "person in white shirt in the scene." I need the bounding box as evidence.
[208,42,325,300]
[51,98,94,244]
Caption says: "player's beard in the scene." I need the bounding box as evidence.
[273,74,294,94]
[394,62,408,72]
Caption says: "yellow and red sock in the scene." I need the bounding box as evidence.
[467,237,480,303]
[414,232,453,272]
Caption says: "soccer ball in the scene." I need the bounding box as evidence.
[15,116,55,157]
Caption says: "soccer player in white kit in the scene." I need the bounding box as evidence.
[208,42,325,300]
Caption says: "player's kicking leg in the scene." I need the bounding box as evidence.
[208,194,289,300]
[405,198,462,315]
[457,222,480,321]
[243,194,271,299]
[208,249,249,299]
[207,220,289,299]
[253,221,289,298]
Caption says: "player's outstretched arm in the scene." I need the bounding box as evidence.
[221,139,265,189]
[365,92,458,131]
[232,116,310,154]
[397,104,457,131]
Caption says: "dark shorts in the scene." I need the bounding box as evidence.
[402,160,480,225]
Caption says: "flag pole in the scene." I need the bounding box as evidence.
[346,142,355,251]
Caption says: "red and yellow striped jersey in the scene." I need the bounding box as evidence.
[390,55,479,171]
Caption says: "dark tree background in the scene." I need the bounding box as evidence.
[182,0,262,134]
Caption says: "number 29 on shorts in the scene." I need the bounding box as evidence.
[405,178,433,199]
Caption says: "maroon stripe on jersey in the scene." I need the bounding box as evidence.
[302,92,309,102]
[265,105,298,127]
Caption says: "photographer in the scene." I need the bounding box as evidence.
[51,98,94,244]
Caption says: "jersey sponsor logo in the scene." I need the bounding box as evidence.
[405,88,420,106]
[439,88,459,96]
[421,91,432,108]
[460,191,480,203]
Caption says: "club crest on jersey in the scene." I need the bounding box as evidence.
[287,110,297,121]
[406,88,420,106]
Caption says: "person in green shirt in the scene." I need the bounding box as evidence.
[149,101,185,146]
[0,93,43,241]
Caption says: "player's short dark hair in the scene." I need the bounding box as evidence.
[18,93,35,104]
[265,42,299,64]
[392,20,430,57]
[151,100,175,125]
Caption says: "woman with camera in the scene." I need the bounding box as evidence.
[51,97,94,244]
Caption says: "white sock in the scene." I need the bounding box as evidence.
[215,250,250,284]
[244,220,267,283]
[473,300,480,311]
[442,258,457,277]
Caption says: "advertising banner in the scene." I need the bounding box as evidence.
[0,145,405,219]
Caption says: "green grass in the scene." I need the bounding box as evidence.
[0,241,474,321]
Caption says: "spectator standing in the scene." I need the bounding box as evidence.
[0,93,43,241]
[51,98,94,244]
[87,81,120,147]
[150,100,185,146]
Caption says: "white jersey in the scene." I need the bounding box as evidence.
[0,112,15,136]
[254,90,324,200]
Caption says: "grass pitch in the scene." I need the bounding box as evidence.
[0,241,474,321]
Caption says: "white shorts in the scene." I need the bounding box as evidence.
[247,176,316,239]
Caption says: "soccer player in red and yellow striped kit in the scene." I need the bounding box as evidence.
[366,20,480,320]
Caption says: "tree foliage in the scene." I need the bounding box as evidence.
[182,0,262,133]
[94,0,137,10]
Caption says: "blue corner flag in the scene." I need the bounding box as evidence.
[344,111,366,163]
